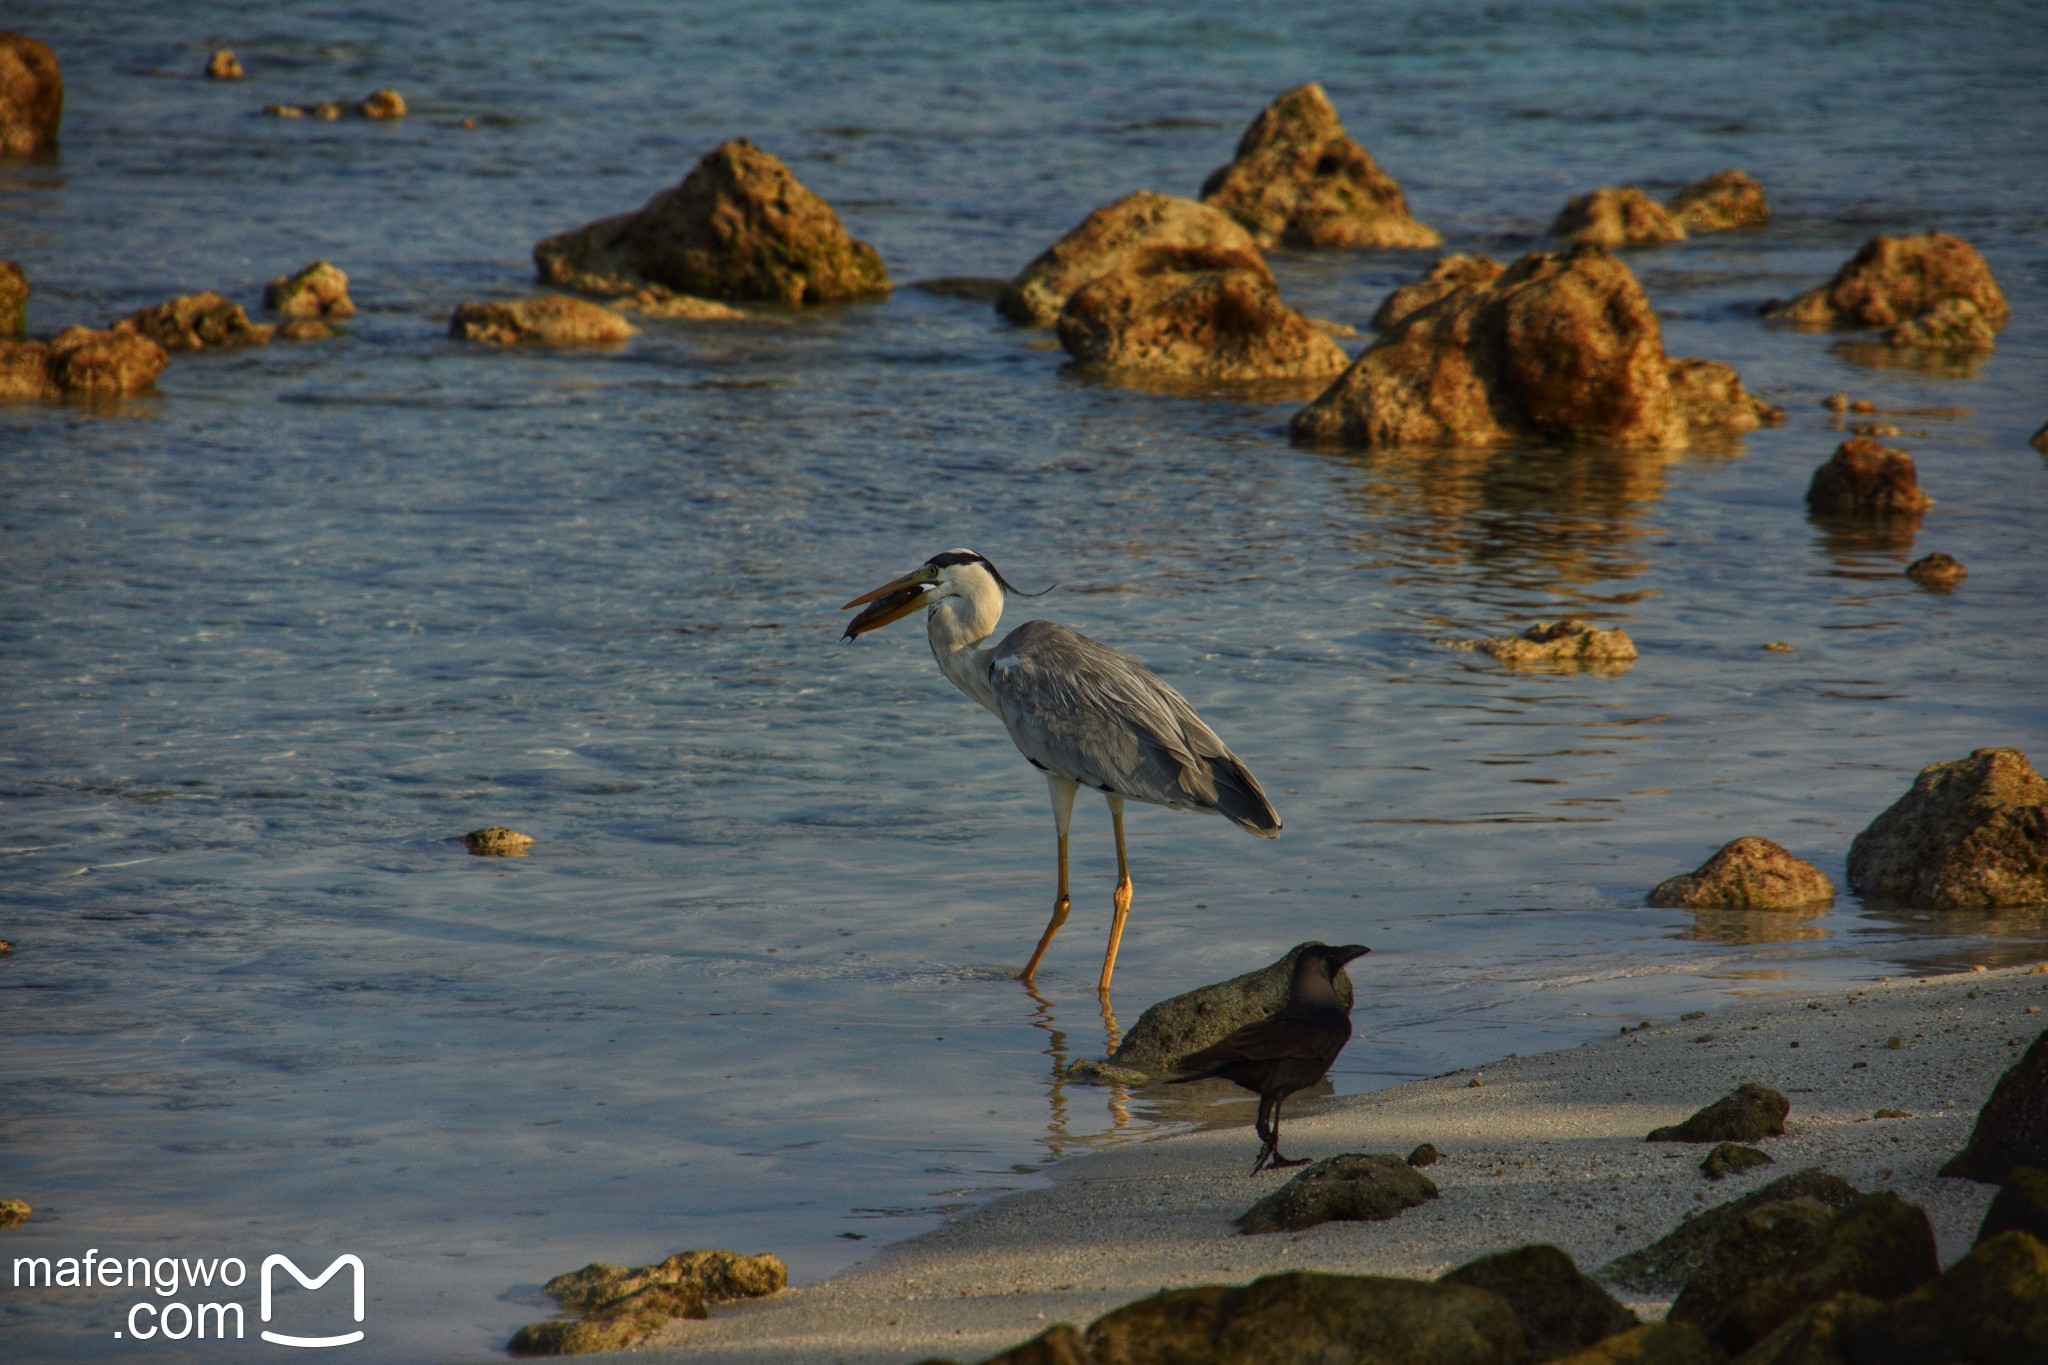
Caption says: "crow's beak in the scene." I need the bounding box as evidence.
[1332,945,1371,967]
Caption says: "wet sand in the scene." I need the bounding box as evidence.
[643,962,2044,1363]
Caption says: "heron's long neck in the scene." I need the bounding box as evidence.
[926,581,1004,717]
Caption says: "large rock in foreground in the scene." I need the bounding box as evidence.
[1066,942,1354,1084]
[449,296,635,346]
[999,191,1264,328]
[0,33,62,156]
[1056,245,1349,386]
[1767,231,2008,333]
[1438,1245,1638,1361]
[1649,838,1834,911]
[534,140,889,305]
[1370,253,1503,331]
[1604,1169,1862,1291]
[1942,1031,2048,1184]
[117,293,274,349]
[1291,246,1771,450]
[1846,748,2048,910]
[1198,83,1439,250]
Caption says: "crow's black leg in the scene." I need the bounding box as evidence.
[1251,1093,1280,1173]
[1265,1094,1310,1170]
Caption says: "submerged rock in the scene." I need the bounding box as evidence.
[0,33,62,156]
[205,49,243,80]
[1942,1030,2048,1183]
[1067,942,1355,1084]
[1904,551,1966,591]
[265,261,355,319]
[449,296,635,346]
[1438,1245,1637,1360]
[1804,437,1931,518]
[278,319,335,341]
[1083,1271,1525,1365]
[1549,187,1686,249]
[1665,358,1784,434]
[360,87,405,119]
[1649,838,1834,911]
[117,292,274,349]
[1648,1083,1789,1144]
[614,285,749,321]
[1977,1166,2048,1245]
[1293,246,1765,451]
[1055,245,1349,385]
[1701,1142,1775,1180]
[1885,296,1997,351]
[0,1197,29,1229]
[1603,1169,1863,1293]
[0,259,25,337]
[1198,82,1440,250]
[1668,169,1770,233]
[462,826,536,856]
[1369,253,1503,331]
[999,191,1264,328]
[1235,1154,1438,1234]
[1461,619,1637,673]
[1846,747,2048,911]
[534,139,889,305]
[2033,421,2048,455]
[1767,231,2008,332]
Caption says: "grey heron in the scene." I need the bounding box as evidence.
[841,549,1281,994]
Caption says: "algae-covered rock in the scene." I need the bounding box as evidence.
[0,259,25,337]
[1729,1292,1883,1365]
[1460,619,1638,674]
[205,49,242,80]
[117,292,274,350]
[1668,1197,1836,1336]
[999,191,1265,328]
[360,87,405,119]
[1885,296,1997,351]
[1649,1084,1789,1144]
[1084,1271,1525,1365]
[511,1248,787,1356]
[449,296,635,346]
[1370,253,1503,331]
[507,1282,706,1355]
[614,285,749,321]
[977,1322,1093,1365]
[1847,748,2048,913]
[462,826,536,856]
[1832,1230,2048,1365]
[1665,357,1784,434]
[1603,1169,1862,1291]
[1550,187,1687,249]
[1068,942,1354,1083]
[1942,1030,2048,1183]
[0,33,63,156]
[1977,1166,2048,1246]
[265,261,355,319]
[1669,170,1770,233]
[1198,83,1440,250]
[1548,1322,1725,1365]
[45,325,168,395]
[534,139,889,305]
[1439,1244,1638,1361]
[1707,1192,1939,1354]
[1651,840,1834,912]
[1904,552,1966,592]
[1804,438,1931,519]
[1768,231,2007,332]
[0,1197,29,1229]
[1236,1153,1437,1235]
[1408,1142,1441,1168]
[1702,1143,1776,1181]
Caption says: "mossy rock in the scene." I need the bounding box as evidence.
[1977,1165,2048,1245]
[1545,1321,1725,1364]
[976,1322,1093,1365]
[1836,1230,2048,1364]
[544,1248,786,1313]
[1701,1144,1774,1181]
[1603,1169,1861,1291]
[1708,1192,1938,1354]
[1438,1244,1637,1361]
[1668,1198,1835,1335]
[507,1283,705,1355]
[1648,1084,1788,1144]
[1236,1153,1437,1234]
[1943,1029,2048,1183]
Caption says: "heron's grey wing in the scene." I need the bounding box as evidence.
[988,620,1279,836]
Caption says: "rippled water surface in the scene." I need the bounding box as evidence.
[4,2,2046,1359]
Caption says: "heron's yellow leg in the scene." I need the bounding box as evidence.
[1099,794,1133,996]
[1024,776,1079,983]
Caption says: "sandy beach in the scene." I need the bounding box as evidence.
[641,963,2046,1363]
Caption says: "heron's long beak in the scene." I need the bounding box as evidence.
[841,568,934,640]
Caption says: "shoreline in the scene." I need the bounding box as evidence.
[638,962,2044,1363]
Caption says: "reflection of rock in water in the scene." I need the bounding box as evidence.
[1680,908,1829,946]
[1832,339,1988,379]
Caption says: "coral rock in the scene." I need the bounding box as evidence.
[1056,245,1349,386]
[360,87,405,119]
[117,292,273,350]
[1550,187,1687,249]
[0,258,26,338]
[508,1282,706,1355]
[1847,748,2048,911]
[1942,1030,2048,1183]
[1668,170,1770,233]
[1647,1083,1789,1144]
[1199,83,1440,250]
[999,191,1264,328]
[45,325,168,395]
[1666,357,1784,434]
[1370,253,1503,331]
[0,1197,29,1229]
[1804,438,1931,518]
[1235,1154,1438,1235]
[205,49,242,80]
[1904,552,1965,591]
[534,139,889,306]
[0,33,62,156]
[1649,838,1834,911]
[462,826,536,856]
[1438,1244,1638,1360]
[265,261,355,319]
[1885,296,1997,351]
[1767,231,2008,331]
[449,296,635,346]
[1468,619,1637,673]
[614,285,749,321]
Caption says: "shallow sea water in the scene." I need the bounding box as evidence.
[2,2,2046,1359]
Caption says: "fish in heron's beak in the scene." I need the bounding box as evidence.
[841,568,934,640]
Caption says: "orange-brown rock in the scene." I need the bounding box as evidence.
[534,139,889,306]
[1666,357,1784,434]
[449,296,634,346]
[1848,748,2048,913]
[264,261,354,319]
[0,258,25,337]
[1,325,168,401]
[1804,438,1931,518]
[1886,297,1997,351]
[1294,246,1765,450]
[1669,170,1769,232]
[0,33,62,156]
[999,191,1266,328]
[1649,838,1834,911]
[1550,187,1687,248]
[1370,254,1503,331]
[1199,83,1440,250]
[205,49,243,80]
[360,87,405,119]
[117,293,274,349]
[1905,552,1966,591]
[1056,245,1349,385]
[1768,231,2008,331]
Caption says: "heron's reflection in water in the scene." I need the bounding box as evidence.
[1026,983,1130,1158]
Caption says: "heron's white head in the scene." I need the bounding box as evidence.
[841,549,1033,640]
